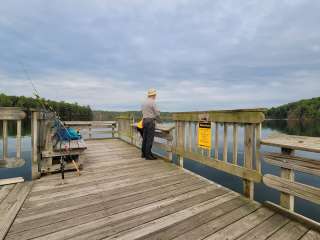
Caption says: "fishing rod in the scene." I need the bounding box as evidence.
[19,61,78,183]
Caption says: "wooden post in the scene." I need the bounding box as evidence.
[214,123,219,159]
[255,123,262,173]
[112,124,115,138]
[88,126,92,139]
[2,120,8,160]
[232,124,238,164]
[223,123,228,162]
[189,121,192,153]
[16,120,22,159]
[243,124,254,199]
[280,147,295,211]
[31,111,40,179]
[177,121,184,167]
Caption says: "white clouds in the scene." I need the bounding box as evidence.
[0,0,320,111]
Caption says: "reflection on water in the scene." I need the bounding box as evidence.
[0,119,319,222]
[264,119,320,137]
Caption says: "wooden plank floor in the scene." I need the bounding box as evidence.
[4,139,320,240]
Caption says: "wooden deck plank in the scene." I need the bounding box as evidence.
[6,182,211,240]
[0,182,32,240]
[203,207,274,240]
[2,138,319,240]
[266,221,309,240]
[300,230,320,240]
[236,214,290,240]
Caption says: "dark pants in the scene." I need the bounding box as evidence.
[142,118,155,157]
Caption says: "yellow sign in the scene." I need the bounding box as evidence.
[198,121,211,149]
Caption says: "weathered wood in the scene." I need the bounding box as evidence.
[263,152,320,176]
[266,221,308,240]
[31,111,40,179]
[2,120,8,161]
[243,124,254,199]
[263,174,320,205]
[232,124,238,165]
[280,148,295,210]
[300,230,320,240]
[237,213,289,240]
[265,201,320,232]
[172,109,265,123]
[204,207,274,240]
[174,202,260,240]
[2,138,318,240]
[16,120,21,160]
[175,148,261,182]
[261,133,320,153]
[223,123,228,162]
[0,182,32,240]
[255,123,262,173]
[0,108,26,120]
[214,123,219,159]
[0,178,24,186]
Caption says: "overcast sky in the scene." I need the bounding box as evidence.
[0,0,319,111]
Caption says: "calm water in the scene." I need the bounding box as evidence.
[0,119,319,222]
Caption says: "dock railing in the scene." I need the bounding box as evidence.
[117,109,266,200]
[65,121,117,139]
[117,110,320,225]
[261,134,320,218]
[0,107,26,168]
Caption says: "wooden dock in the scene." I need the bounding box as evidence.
[2,139,320,240]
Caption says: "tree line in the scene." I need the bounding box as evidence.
[0,93,93,121]
[266,97,320,119]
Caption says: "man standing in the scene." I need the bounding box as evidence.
[141,88,160,160]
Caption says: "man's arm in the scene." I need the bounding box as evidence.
[152,102,161,122]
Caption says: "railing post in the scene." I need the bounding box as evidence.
[16,120,22,160]
[2,120,8,160]
[112,123,115,138]
[176,121,185,167]
[280,147,295,210]
[214,123,219,159]
[88,126,92,139]
[243,124,254,200]
[223,123,228,162]
[31,111,40,179]
[232,123,238,164]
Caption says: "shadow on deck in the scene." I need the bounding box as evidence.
[2,139,320,240]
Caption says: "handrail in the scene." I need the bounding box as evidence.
[64,121,117,139]
[261,134,320,212]
[117,109,265,200]
[0,108,26,168]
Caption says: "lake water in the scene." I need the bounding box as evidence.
[0,119,319,222]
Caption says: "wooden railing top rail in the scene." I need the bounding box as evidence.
[65,121,116,127]
[172,109,266,123]
[261,134,320,153]
[0,107,26,120]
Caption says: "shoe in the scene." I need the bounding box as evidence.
[145,156,156,160]
[141,153,145,158]
[150,154,158,160]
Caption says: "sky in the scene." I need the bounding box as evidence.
[0,0,320,111]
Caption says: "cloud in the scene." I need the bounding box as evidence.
[0,0,320,111]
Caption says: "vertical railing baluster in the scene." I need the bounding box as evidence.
[3,120,8,160]
[223,123,228,162]
[31,111,40,179]
[214,123,219,159]
[255,123,262,173]
[243,124,254,199]
[280,147,295,211]
[16,120,22,160]
[232,123,238,165]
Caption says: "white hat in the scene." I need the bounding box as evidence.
[147,88,157,97]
